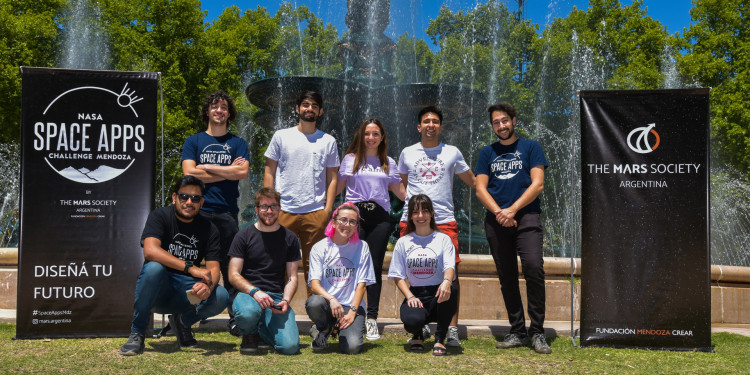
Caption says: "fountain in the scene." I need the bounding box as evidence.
[60,0,111,70]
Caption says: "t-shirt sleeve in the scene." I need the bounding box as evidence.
[235,136,250,160]
[453,147,471,174]
[285,230,302,262]
[441,234,456,276]
[397,150,408,175]
[529,141,549,169]
[475,146,491,176]
[180,135,197,163]
[307,240,325,285]
[140,208,167,247]
[357,242,376,286]
[387,157,401,185]
[387,239,407,280]
[227,227,247,259]
[264,131,280,161]
[339,153,353,179]
[204,223,222,262]
[325,138,340,168]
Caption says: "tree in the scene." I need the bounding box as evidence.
[678,0,750,174]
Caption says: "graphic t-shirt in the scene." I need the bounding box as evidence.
[140,206,221,275]
[388,231,455,287]
[308,238,375,308]
[398,142,470,224]
[181,132,250,212]
[227,224,301,293]
[338,154,401,212]
[475,138,548,217]
[264,127,339,213]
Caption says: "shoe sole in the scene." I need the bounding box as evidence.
[240,348,258,353]
[446,340,461,347]
[119,350,142,356]
[366,335,381,341]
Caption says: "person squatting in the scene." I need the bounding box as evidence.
[119,91,552,356]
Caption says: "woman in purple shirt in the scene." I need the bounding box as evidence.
[336,118,406,341]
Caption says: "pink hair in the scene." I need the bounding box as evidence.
[324,202,361,244]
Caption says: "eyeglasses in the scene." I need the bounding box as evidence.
[258,204,280,211]
[336,218,359,226]
[177,193,203,203]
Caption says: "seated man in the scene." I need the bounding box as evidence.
[119,175,230,356]
[228,187,301,355]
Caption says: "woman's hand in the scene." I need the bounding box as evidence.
[407,295,423,308]
[436,279,452,303]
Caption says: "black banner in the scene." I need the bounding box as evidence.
[580,89,711,350]
[17,67,157,338]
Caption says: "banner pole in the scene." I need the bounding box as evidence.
[158,73,164,206]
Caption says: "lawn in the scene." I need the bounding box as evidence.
[1,323,748,374]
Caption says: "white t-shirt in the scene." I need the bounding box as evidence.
[265,126,339,213]
[308,238,376,308]
[388,231,456,287]
[398,142,470,223]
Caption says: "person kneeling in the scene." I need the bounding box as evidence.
[389,194,458,356]
[120,175,230,356]
[306,203,375,354]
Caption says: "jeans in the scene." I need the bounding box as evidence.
[233,291,299,355]
[399,284,458,344]
[355,202,392,320]
[130,261,229,334]
[305,295,365,354]
[484,212,546,337]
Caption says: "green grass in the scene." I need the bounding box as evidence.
[1,323,749,374]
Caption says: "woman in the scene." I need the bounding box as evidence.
[388,194,457,356]
[305,202,376,354]
[336,118,405,341]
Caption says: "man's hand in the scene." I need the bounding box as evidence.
[253,290,276,310]
[329,297,345,319]
[338,308,356,329]
[192,281,212,300]
[189,266,212,286]
[271,299,289,315]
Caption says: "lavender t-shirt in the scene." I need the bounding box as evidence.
[338,154,401,212]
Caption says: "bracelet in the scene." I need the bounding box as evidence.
[281,299,289,304]
[443,278,452,284]
[407,295,416,300]
[249,288,259,297]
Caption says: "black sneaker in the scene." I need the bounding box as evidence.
[495,333,526,349]
[170,314,197,348]
[312,328,330,351]
[119,332,145,356]
[257,337,272,350]
[240,334,259,353]
[227,318,242,337]
[531,333,552,354]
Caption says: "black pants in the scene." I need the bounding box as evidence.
[355,202,392,320]
[199,210,239,299]
[399,284,458,344]
[484,212,545,337]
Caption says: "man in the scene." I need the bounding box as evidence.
[228,187,301,355]
[397,105,476,347]
[263,90,339,295]
[475,102,551,354]
[181,91,249,334]
[119,175,229,356]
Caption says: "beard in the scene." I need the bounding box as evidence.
[497,128,515,141]
[301,111,318,122]
[258,214,277,227]
[174,205,198,221]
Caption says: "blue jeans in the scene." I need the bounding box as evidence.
[233,291,299,355]
[130,261,229,334]
[305,295,365,354]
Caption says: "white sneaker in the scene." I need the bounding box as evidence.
[365,319,380,341]
[446,326,461,347]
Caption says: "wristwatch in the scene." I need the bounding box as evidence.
[183,261,194,274]
[350,305,358,313]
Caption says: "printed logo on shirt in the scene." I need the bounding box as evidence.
[360,163,384,173]
[490,151,524,180]
[411,156,446,185]
[199,143,233,165]
[405,245,439,279]
[168,233,200,261]
[324,257,356,287]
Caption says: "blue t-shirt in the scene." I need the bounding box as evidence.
[181,132,250,212]
[475,138,548,217]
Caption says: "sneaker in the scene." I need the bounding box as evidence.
[312,328,331,351]
[496,333,525,349]
[258,337,272,350]
[531,333,552,354]
[407,324,431,344]
[119,332,145,356]
[169,314,197,348]
[240,334,259,353]
[446,326,461,347]
[365,319,380,341]
[309,324,319,339]
[227,318,242,337]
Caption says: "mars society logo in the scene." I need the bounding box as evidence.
[31,83,146,184]
[627,123,661,154]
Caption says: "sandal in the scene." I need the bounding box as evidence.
[409,340,424,352]
[432,343,447,356]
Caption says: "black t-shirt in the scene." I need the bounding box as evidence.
[228,224,301,293]
[140,206,221,275]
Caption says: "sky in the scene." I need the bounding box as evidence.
[201,0,695,46]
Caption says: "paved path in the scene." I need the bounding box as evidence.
[2,309,749,338]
